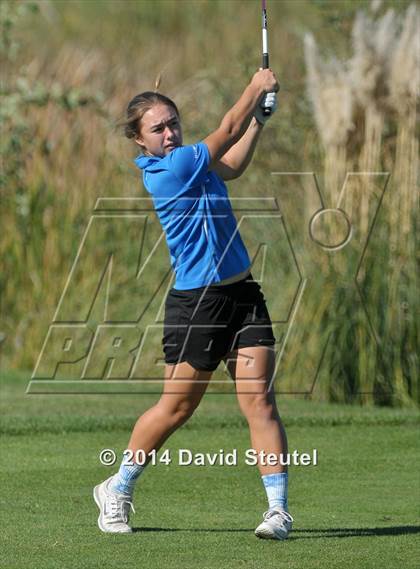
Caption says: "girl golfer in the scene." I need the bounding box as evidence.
[94,68,293,540]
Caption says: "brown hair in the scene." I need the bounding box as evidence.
[123,92,180,140]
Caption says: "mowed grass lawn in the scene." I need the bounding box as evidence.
[1,371,419,569]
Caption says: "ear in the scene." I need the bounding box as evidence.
[134,136,145,149]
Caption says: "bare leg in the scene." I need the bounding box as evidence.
[94,361,212,533]
[126,361,212,459]
[225,346,288,475]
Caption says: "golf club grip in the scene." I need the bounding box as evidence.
[262,53,269,69]
[262,54,271,116]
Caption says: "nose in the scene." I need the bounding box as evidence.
[164,124,176,137]
[164,128,177,144]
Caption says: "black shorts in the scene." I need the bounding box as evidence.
[162,273,276,371]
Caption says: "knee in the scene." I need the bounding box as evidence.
[239,393,278,423]
[158,398,199,427]
[173,402,197,425]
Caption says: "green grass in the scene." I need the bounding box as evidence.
[1,371,419,569]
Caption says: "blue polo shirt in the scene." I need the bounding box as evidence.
[135,142,251,290]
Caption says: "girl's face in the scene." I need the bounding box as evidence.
[135,103,182,157]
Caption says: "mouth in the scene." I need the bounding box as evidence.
[165,143,179,150]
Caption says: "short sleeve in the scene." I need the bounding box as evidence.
[166,142,210,187]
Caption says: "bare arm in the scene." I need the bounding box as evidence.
[203,69,278,168]
[212,116,264,180]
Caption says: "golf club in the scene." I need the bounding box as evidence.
[261,0,272,116]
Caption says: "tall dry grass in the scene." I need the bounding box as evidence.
[0,0,310,371]
[1,0,418,405]
[304,2,419,405]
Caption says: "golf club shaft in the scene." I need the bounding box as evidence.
[261,0,272,116]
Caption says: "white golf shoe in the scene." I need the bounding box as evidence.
[93,476,135,533]
[255,507,293,540]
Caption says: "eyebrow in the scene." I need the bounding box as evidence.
[150,116,179,130]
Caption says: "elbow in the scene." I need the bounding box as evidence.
[219,116,242,144]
